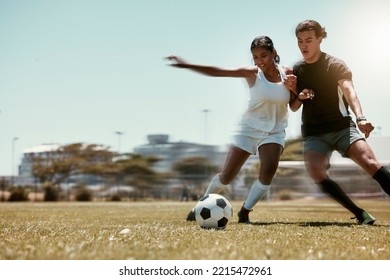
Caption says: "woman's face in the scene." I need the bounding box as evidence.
[251,47,275,71]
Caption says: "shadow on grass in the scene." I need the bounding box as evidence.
[299,221,387,228]
[242,221,384,227]
[298,221,354,227]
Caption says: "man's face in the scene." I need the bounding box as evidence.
[297,30,322,63]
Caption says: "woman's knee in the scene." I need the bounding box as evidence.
[258,164,278,185]
[258,175,273,185]
[218,172,234,185]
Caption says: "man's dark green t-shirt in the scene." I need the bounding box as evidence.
[293,52,355,137]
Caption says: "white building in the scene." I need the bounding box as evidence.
[9,135,390,200]
[133,134,226,173]
[19,144,61,177]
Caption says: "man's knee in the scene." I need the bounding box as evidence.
[304,151,329,182]
[347,141,381,175]
[308,169,327,183]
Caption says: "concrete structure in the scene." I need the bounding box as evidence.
[133,134,226,173]
[273,136,390,199]
[19,144,61,177]
[3,135,389,201]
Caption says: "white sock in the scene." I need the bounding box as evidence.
[243,180,271,210]
[204,174,227,195]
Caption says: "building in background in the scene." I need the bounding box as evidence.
[19,143,61,178]
[3,135,389,201]
[133,134,226,173]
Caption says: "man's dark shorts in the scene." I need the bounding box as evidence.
[303,126,365,158]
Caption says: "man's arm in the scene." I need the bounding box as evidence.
[339,79,374,138]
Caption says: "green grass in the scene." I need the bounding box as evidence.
[0,199,389,260]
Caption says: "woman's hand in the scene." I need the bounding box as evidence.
[283,74,297,93]
[165,55,187,66]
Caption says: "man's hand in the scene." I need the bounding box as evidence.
[358,121,375,138]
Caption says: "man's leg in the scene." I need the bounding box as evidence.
[305,151,369,220]
[346,140,390,196]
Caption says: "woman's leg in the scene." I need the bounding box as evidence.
[239,144,282,222]
[204,145,251,194]
[187,145,250,221]
[245,143,282,207]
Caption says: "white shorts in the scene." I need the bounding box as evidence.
[232,126,286,155]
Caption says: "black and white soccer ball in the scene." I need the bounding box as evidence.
[194,194,233,229]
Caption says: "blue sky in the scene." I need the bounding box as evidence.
[1,0,390,176]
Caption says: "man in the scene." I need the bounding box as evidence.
[292,19,390,224]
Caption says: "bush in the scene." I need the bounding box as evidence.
[277,189,292,200]
[75,188,93,201]
[8,187,29,202]
[110,194,121,201]
[44,185,59,201]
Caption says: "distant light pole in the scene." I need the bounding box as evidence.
[11,137,19,187]
[377,126,382,136]
[114,131,124,195]
[115,131,124,154]
[202,109,210,143]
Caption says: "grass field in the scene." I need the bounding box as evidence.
[0,199,389,260]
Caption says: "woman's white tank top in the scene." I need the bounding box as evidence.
[239,65,290,133]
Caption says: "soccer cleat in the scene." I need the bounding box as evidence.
[237,205,252,223]
[352,210,376,225]
[186,208,196,221]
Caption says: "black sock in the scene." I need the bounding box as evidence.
[240,205,251,213]
[373,166,390,196]
[317,177,363,216]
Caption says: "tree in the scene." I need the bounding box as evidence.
[31,143,115,200]
[114,154,161,199]
[173,156,218,196]
[280,137,304,161]
[173,157,218,178]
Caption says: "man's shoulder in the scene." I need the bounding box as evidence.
[293,59,305,68]
[293,59,306,73]
[324,53,346,65]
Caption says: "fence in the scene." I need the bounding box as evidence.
[1,162,389,202]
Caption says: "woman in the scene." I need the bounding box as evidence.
[166,36,300,223]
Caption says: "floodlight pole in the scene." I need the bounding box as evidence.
[115,131,124,154]
[11,137,19,187]
[202,109,210,144]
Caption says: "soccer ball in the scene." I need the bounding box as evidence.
[194,194,233,229]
